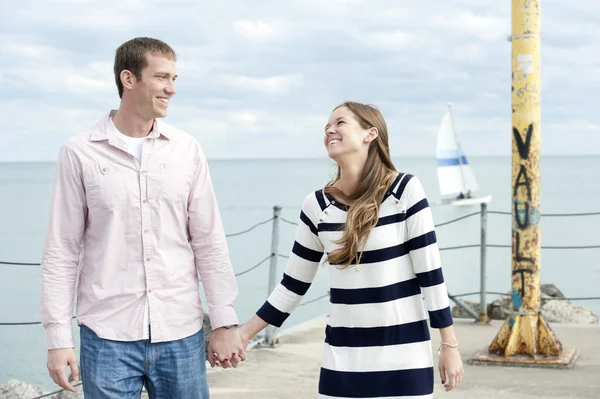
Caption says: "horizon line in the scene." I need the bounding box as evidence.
[0,153,599,164]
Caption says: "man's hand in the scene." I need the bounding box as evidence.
[207,327,246,369]
[47,348,79,392]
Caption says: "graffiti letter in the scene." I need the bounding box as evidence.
[514,231,534,264]
[514,201,530,229]
[513,268,534,298]
[513,124,533,160]
[514,165,532,200]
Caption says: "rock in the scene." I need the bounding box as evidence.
[486,293,550,320]
[541,283,565,299]
[451,299,481,319]
[57,385,84,398]
[203,311,213,340]
[0,379,46,399]
[541,299,599,324]
[451,286,598,324]
[0,378,86,398]
[2,315,214,399]
[487,295,512,320]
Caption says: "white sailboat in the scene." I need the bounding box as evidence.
[436,103,492,206]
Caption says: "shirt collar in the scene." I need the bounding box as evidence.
[90,110,172,141]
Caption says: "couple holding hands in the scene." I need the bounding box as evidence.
[41,37,463,398]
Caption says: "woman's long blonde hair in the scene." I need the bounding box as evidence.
[325,102,398,268]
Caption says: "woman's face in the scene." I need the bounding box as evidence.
[324,106,371,161]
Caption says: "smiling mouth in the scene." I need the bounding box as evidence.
[328,139,341,146]
[157,97,170,105]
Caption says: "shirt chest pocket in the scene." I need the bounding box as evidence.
[84,164,129,210]
[146,161,192,203]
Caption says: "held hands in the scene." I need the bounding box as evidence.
[437,343,464,392]
[47,348,80,392]
[206,326,247,369]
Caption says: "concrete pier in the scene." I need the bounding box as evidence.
[206,317,600,399]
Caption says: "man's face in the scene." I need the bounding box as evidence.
[131,53,177,120]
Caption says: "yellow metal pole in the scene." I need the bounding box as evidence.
[488,0,563,358]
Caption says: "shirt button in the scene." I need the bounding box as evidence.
[148,289,152,293]
[101,168,107,173]
[143,199,148,204]
[331,201,336,204]
[144,229,149,234]
[145,257,151,262]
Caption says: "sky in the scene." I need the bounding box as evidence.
[1,0,599,161]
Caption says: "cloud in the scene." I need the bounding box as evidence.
[1,43,64,60]
[8,66,114,95]
[11,0,147,31]
[231,112,260,126]
[363,30,414,51]
[433,12,508,42]
[0,0,599,161]
[221,74,303,94]
[232,20,292,43]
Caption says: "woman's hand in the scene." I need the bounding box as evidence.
[207,327,246,368]
[238,324,252,351]
[438,345,464,392]
[210,314,268,368]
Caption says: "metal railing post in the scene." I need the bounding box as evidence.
[264,205,281,346]
[479,202,489,323]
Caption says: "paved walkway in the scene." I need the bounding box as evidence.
[206,317,600,399]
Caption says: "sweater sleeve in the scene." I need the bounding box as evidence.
[403,175,453,329]
[256,192,325,327]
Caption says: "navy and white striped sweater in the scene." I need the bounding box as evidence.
[257,173,453,398]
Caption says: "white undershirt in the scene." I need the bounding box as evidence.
[108,117,151,339]
[110,120,146,162]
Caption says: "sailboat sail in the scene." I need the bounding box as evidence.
[436,107,478,198]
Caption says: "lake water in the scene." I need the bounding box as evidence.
[1,155,599,389]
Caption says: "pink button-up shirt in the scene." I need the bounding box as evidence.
[41,110,239,349]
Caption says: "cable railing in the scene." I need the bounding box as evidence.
[2,205,600,398]
[29,383,83,399]
[4,208,600,267]
[0,218,277,267]
[0,214,329,328]
[451,291,600,301]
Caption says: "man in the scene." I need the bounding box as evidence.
[41,37,245,398]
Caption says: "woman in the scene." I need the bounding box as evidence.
[238,102,463,397]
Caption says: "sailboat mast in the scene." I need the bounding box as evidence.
[448,103,467,194]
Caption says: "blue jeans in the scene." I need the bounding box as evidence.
[80,325,210,398]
